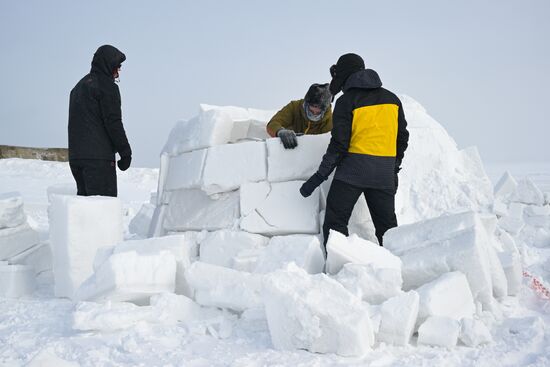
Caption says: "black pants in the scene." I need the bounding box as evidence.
[323,179,397,246]
[69,159,117,197]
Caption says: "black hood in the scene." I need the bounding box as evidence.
[342,69,382,92]
[90,45,126,79]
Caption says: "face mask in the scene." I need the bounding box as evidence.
[304,102,324,122]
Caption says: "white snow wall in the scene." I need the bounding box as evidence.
[150,98,493,240]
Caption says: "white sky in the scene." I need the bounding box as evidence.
[1,0,548,167]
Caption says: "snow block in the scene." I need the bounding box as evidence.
[164,149,207,191]
[326,230,402,275]
[202,141,267,194]
[263,264,373,356]
[417,316,460,348]
[334,263,403,305]
[0,264,35,298]
[75,250,177,304]
[266,133,331,182]
[7,242,52,274]
[498,216,524,236]
[525,204,550,217]
[513,178,545,206]
[493,171,517,200]
[185,261,263,312]
[377,291,419,346]
[161,110,234,155]
[498,251,522,296]
[0,192,25,229]
[128,202,156,238]
[253,234,325,274]
[199,230,268,269]
[384,212,500,311]
[46,184,76,203]
[0,222,40,260]
[416,272,475,327]
[240,181,320,235]
[231,248,263,272]
[94,234,196,297]
[49,195,123,298]
[493,199,508,217]
[164,189,239,231]
[459,318,493,347]
[150,293,204,324]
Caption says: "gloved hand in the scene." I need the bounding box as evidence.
[394,159,402,189]
[300,172,324,197]
[117,155,132,171]
[277,128,298,149]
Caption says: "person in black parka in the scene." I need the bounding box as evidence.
[68,45,132,197]
[300,53,409,247]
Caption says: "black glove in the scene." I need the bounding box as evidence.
[394,159,402,190]
[117,155,132,171]
[300,173,324,198]
[277,128,298,149]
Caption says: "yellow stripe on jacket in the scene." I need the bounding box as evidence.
[349,104,398,157]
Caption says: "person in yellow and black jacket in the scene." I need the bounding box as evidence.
[266,83,333,149]
[300,53,409,247]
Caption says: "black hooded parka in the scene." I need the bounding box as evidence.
[68,45,132,161]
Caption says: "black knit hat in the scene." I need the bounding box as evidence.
[329,53,365,95]
[304,83,332,110]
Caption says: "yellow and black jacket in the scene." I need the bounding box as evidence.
[317,69,409,190]
[266,99,333,135]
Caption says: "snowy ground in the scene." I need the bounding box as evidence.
[0,158,549,367]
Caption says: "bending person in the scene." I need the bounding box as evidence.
[266,83,333,149]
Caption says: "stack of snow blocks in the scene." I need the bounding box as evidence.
[49,195,123,299]
[384,211,520,328]
[0,192,40,297]
[150,104,330,238]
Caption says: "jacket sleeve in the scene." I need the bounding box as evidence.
[396,100,409,164]
[266,101,295,134]
[99,84,132,158]
[316,96,352,179]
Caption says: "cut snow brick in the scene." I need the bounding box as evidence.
[417,316,460,348]
[415,272,475,328]
[334,263,403,305]
[384,212,503,311]
[493,171,517,200]
[94,235,196,297]
[75,250,176,304]
[46,184,76,203]
[231,248,263,272]
[459,318,493,346]
[0,264,35,298]
[0,222,40,260]
[185,261,263,312]
[128,202,156,238]
[240,181,320,235]
[498,251,522,296]
[0,192,25,229]
[325,230,402,275]
[253,234,325,274]
[161,110,234,155]
[263,264,373,357]
[202,141,267,194]
[377,291,419,346]
[493,199,508,217]
[49,195,123,298]
[498,216,524,236]
[164,189,239,231]
[508,202,525,219]
[150,293,204,324]
[513,178,545,206]
[524,204,550,217]
[7,242,52,274]
[164,149,207,191]
[200,230,268,269]
[266,133,331,182]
